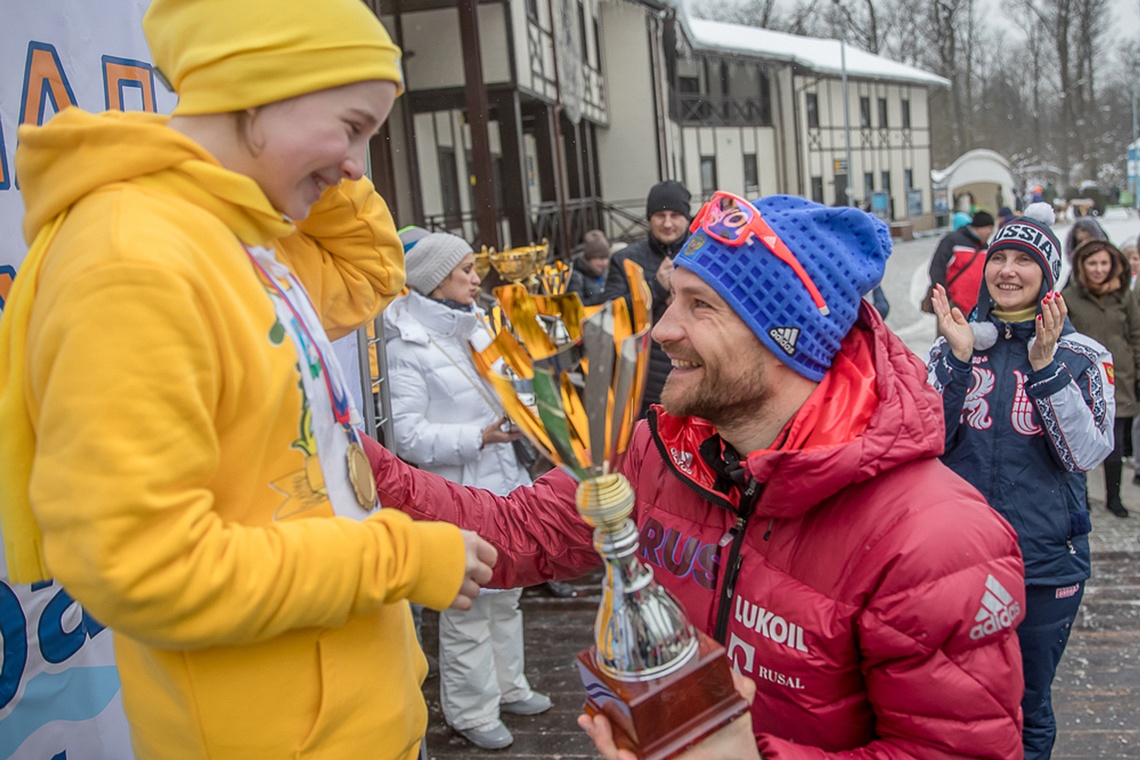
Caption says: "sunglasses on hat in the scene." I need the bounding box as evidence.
[689,191,829,316]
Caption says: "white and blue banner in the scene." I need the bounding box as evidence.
[2,2,176,756]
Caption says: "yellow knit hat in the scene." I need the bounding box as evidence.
[143,0,404,116]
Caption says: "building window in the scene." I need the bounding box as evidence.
[743,153,759,194]
[526,0,539,20]
[901,99,911,129]
[864,172,874,200]
[811,176,824,203]
[860,96,871,128]
[878,97,888,128]
[439,148,462,228]
[578,1,588,58]
[806,93,819,128]
[881,170,891,195]
[904,169,914,190]
[700,156,718,198]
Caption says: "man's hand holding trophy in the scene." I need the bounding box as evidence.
[471,260,753,760]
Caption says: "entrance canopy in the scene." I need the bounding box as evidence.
[932,149,1016,214]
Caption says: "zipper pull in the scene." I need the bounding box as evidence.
[1005,324,1012,339]
[719,514,747,547]
[1066,539,1076,555]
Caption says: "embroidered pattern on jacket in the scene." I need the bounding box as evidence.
[962,367,995,430]
[1010,369,1043,436]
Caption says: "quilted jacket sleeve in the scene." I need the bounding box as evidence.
[364,434,600,587]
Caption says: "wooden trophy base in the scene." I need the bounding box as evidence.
[576,629,749,760]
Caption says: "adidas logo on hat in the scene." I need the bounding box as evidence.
[969,575,1021,640]
[768,327,800,356]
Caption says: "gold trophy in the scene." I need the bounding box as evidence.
[488,239,548,289]
[472,261,747,759]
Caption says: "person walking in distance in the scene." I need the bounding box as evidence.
[925,210,995,315]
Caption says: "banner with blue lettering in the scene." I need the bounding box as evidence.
[2,2,175,756]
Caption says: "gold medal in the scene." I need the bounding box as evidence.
[347,440,377,510]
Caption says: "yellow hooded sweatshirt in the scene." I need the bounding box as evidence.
[2,108,466,759]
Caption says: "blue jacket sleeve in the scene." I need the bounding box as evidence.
[1025,339,1115,472]
[927,337,973,448]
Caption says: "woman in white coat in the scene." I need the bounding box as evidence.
[384,232,551,750]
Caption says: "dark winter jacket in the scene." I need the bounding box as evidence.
[368,305,1027,759]
[928,317,1113,584]
[566,257,608,306]
[928,226,989,312]
[602,233,687,415]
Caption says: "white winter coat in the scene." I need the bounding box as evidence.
[384,290,531,494]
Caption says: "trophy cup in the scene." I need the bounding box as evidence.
[488,239,549,289]
[472,261,748,759]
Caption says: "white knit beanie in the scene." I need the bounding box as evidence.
[403,233,474,295]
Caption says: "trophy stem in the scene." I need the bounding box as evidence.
[576,475,699,682]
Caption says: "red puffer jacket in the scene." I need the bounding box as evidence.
[367,305,1026,759]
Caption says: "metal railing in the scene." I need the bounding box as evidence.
[423,196,649,258]
[670,93,771,127]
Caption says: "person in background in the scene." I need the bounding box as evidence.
[928,203,1113,759]
[925,210,994,314]
[1062,238,1140,519]
[867,285,890,320]
[603,180,692,416]
[369,192,1028,759]
[384,232,552,750]
[567,229,612,306]
[998,206,1016,228]
[1126,241,1140,481]
[1064,217,1108,261]
[1124,241,1140,291]
[0,2,496,758]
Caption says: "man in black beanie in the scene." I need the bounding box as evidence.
[603,179,692,416]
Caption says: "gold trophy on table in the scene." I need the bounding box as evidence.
[471,261,747,759]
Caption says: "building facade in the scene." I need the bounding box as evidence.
[373,0,949,255]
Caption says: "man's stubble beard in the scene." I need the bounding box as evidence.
[659,353,773,427]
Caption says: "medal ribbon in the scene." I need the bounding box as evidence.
[245,249,353,429]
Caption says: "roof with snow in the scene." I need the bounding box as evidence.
[679,17,950,89]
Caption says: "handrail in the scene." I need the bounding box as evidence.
[423,196,650,259]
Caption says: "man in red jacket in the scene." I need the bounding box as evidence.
[926,210,995,313]
[367,193,1027,759]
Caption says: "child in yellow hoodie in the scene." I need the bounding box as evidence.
[0,0,497,757]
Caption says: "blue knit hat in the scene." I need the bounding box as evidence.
[674,195,891,381]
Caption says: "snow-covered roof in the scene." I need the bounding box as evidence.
[680,17,950,89]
